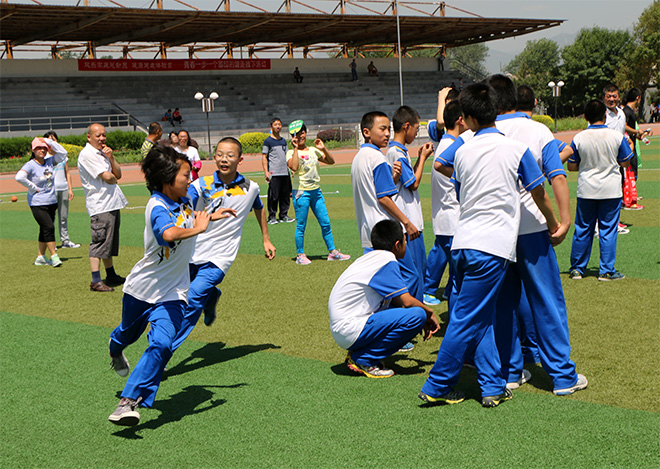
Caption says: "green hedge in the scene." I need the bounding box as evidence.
[239,132,270,154]
[532,114,554,129]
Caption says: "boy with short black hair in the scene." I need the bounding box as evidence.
[171,136,276,352]
[262,118,294,224]
[328,220,440,378]
[385,105,434,302]
[351,111,419,251]
[568,100,633,281]
[422,83,561,407]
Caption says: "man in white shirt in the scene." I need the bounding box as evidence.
[77,123,128,292]
[603,84,626,135]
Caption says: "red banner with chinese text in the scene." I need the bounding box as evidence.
[78,59,271,72]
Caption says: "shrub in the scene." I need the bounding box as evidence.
[0,136,33,159]
[60,143,83,166]
[316,128,355,142]
[532,114,554,130]
[105,130,145,150]
[59,134,88,147]
[239,132,270,153]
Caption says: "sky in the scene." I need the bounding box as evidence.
[2,0,654,71]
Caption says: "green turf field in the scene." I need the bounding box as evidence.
[1,138,659,467]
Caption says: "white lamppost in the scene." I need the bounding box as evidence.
[194,91,219,156]
[547,81,564,133]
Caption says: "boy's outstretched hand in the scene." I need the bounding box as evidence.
[423,311,440,341]
[263,241,276,260]
[210,207,238,221]
[193,210,211,232]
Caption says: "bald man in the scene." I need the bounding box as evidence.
[77,123,128,292]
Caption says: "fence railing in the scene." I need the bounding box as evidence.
[0,113,132,133]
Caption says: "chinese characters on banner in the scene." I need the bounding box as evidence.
[78,59,271,71]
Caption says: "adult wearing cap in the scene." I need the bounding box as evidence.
[15,137,68,267]
[78,123,128,292]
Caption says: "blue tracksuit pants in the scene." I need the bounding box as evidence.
[570,197,621,275]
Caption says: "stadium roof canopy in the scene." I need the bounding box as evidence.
[0,2,563,58]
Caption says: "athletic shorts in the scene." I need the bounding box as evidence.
[89,210,120,259]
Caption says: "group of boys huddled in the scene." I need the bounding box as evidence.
[107,73,636,426]
[330,74,638,409]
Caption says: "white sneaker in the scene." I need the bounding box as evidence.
[553,374,588,396]
[34,256,51,266]
[62,241,81,248]
[51,254,62,267]
[507,369,532,390]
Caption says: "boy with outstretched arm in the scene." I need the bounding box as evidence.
[171,137,276,352]
[420,83,560,407]
[384,105,434,303]
[568,100,632,281]
[329,220,440,378]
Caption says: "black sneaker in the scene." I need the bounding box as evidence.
[108,397,141,426]
[203,288,221,326]
[418,389,465,405]
[267,217,279,225]
[482,388,513,407]
[105,275,126,287]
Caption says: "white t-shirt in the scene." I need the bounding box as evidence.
[328,250,408,349]
[351,143,398,249]
[123,192,196,304]
[605,107,626,135]
[188,172,262,273]
[431,135,459,236]
[385,142,424,231]
[175,145,200,163]
[77,143,128,216]
[495,113,566,235]
[450,128,545,262]
[53,157,69,192]
[569,125,634,199]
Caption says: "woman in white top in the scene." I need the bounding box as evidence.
[175,129,201,181]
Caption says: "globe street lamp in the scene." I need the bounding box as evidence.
[547,81,564,133]
[194,91,219,157]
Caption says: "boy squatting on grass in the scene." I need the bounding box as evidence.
[170,137,276,353]
[567,99,633,281]
[419,83,561,407]
[328,219,440,378]
[107,147,234,426]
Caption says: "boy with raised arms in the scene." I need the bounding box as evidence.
[329,220,440,378]
[420,83,560,407]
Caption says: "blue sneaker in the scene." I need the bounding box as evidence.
[598,271,625,281]
[203,288,221,326]
[423,294,441,305]
[398,341,414,352]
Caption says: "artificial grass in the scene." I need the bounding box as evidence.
[1,312,658,468]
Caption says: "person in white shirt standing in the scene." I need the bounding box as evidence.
[77,123,128,292]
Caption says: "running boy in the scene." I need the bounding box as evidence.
[420,83,560,407]
[351,111,418,251]
[568,100,633,281]
[385,106,434,302]
[329,219,440,378]
[171,137,276,352]
[108,147,214,426]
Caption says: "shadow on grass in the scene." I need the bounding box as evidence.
[112,383,243,438]
[329,353,436,377]
[164,342,281,379]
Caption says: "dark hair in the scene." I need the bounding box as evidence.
[392,105,420,132]
[602,83,619,95]
[270,117,282,126]
[584,99,607,124]
[43,130,58,141]
[516,85,536,112]
[446,88,460,103]
[296,123,308,136]
[177,129,191,145]
[486,74,517,112]
[360,111,388,133]
[141,146,190,193]
[148,122,162,134]
[215,136,243,157]
[459,83,498,126]
[624,88,641,104]
[443,101,463,130]
[371,219,404,251]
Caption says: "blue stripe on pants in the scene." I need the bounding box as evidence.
[110,294,185,407]
[421,249,507,398]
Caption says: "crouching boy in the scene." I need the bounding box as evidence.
[328,219,440,378]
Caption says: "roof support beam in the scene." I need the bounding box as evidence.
[166,17,274,47]
[11,13,112,46]
[94,15,199,47]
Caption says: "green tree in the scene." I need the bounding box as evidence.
[505,38,560,108]
[560,27,631,114]
[448,43,488,80]
[615,1,660,92]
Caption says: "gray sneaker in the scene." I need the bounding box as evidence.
[108,397,141,426]
[506,369,532,390]
[553,374,588,396]
[482,388,513,407]
[110,343,130,377]
[346,355,394,378]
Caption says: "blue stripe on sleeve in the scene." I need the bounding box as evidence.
[434,136,463,167]
[399,156,416,189]
[150,204,176,247]
[373,162,398,198]
[518,149,545,191]
[368,261,408,299]
[541,140,566,180]
[427,120,443,142]
[617,137,634,163]
[568,141,580,164]
[252,189,263,210]
[187,183,201,210]
[555,139,567,152]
